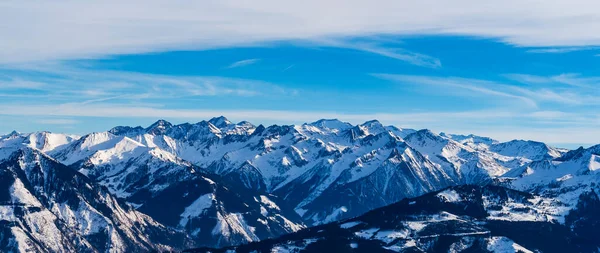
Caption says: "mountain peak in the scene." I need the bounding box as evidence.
[108,125,144,136]
[309,119,352,131]
[440,132,498,146]
[410,129,439,139]
[149,119,172,127]
[208,116,232,128]
[361,119,382,126]
[146,119,173,135]
[4,130,20,138]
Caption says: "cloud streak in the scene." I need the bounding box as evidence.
[317,39,442,68]
[35,119,79,125]
[374,73,600,108]
[2,0,600,64]
[0,63,294,104]
[505,73,600,89]
[373,74,538,108]
[225,58,260,69]
[526,47,599,54]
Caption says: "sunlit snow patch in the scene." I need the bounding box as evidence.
[436,189,463,202]
[179,193,215,228]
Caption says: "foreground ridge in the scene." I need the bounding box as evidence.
[186,185,600,253]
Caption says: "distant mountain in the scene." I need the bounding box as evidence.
[187,185,600,253]
[1,117,589,252]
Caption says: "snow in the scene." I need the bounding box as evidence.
[10,179,42,207]
[18,209,66,252]
[405,221,427,232]
[282,156,291,166]
[257,218,268,225]
[203,176,216,184]
[355,227,379,239]
[556,174,573,181]
[10,227,37,253]
[383,240,418,252]
[339,221,363,229]
[437,189,463,202]
[212,212,259,242]
[0,131,79,154]
[52,201,109,236]
[307,119,353,134]
[490,140,563,161]
[589,154,600,171]
[482,193,568,223]
[274,214,305,232]
[260,195,281,211]
[0,206,15,221]
[179,193,215,227]
[373,230,409,243]
[486,236,532,253]
[322,206,348,223]
[270,238,318,253]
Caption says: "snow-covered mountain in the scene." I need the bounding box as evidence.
[46,130,306,248]
[1,117,589,252]
[0,131,79,161]
[0,147,191,252]
[501,144,600,233]
[96,117,561,225]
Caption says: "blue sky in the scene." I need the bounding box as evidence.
[1,1,600,148]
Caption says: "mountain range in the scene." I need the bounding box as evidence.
[1,117,598,252]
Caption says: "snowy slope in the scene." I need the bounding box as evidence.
[501,144,600,224]
[490,139,566,161]
[404,130,513,183]
[0,148,191,252]
[136,175,305,248]
[0,131,79,161]
[43,124,306,248]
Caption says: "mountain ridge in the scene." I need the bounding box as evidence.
[3,116,599,252]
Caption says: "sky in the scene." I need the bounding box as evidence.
[1,1,600,148]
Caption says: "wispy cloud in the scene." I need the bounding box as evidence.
[282,64,295,72]
[317,39,442,68]
[374,73,600,107]
[505,73,600,89]
[373,74,537,108]
[0,79,47,90]
[526,47,598,54]
[35,119,79,125]
[225,58,260,69]
[0,63,293,105]
[2,1,600,64]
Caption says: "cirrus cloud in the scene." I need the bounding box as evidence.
[1,0,600,64]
